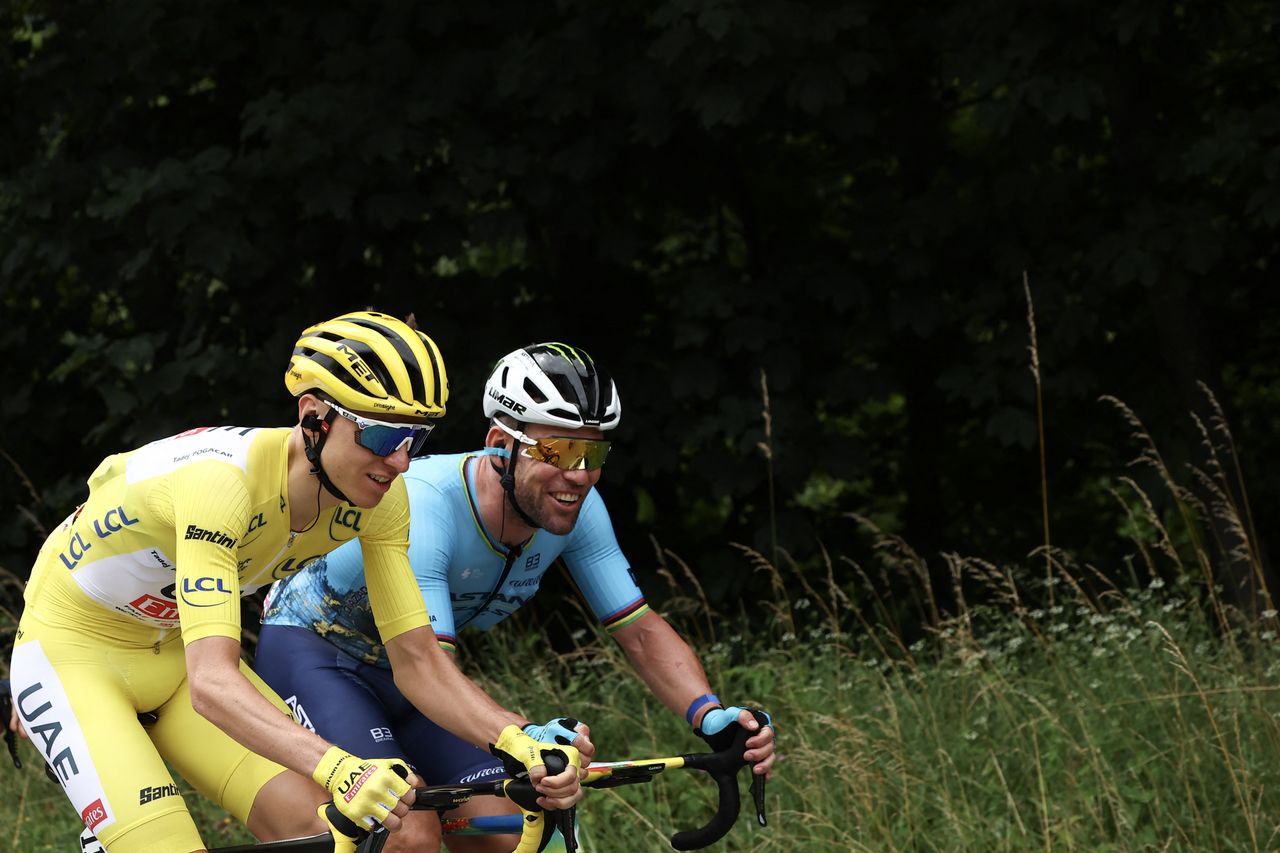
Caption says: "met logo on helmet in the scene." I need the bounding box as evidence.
[488,387,527,416]
[334,343,375,382]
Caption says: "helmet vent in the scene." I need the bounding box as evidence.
[285,311,448,416]
[480,342,618,430]
[547,407,581,423]
[522,377,549,404]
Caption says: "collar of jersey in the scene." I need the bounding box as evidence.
[464,451,534,558]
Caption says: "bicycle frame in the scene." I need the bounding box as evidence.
[3,684,767,852]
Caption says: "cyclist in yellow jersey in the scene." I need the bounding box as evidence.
[7,311,584,853]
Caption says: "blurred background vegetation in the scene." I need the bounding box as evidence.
[5,3,1280,849]
[2,0,1279,643]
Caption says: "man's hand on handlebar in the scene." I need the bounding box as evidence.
[522,716,595,763]
[316,764,423,853]
[527,755,583,811]
[696,706,776,781]
[379,767,423,832]
[312,747,420,838]
[491,724,586,811]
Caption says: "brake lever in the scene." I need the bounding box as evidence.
[748,708,769,827]
[750,771,767,827]
[669,707,772,850]
[555,804,578,853]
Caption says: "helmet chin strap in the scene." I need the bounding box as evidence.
[488,443,541,529]
[302,410,353,505]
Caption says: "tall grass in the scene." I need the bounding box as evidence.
[3,391,1279,851]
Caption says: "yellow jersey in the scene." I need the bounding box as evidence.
[23,425,427,646]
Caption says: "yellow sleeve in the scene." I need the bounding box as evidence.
[170,462,250,644]
[361,477,429,643]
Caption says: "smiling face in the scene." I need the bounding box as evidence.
[313,402,415,508]
[493,421,605,535]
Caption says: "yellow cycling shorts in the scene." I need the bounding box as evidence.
[10,610,294,853]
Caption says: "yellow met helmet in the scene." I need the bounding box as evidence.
[285,310,448,419]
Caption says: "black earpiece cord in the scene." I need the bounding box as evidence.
[302,409,352,508]
[490,437,540,529]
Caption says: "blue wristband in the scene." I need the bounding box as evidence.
[684,693,721,726]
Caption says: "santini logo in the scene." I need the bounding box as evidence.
[139,784,179,805]
[184,524,237,549]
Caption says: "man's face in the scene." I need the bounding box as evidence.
[313,403,415,508]
[505,422,606,535]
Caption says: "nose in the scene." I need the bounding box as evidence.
[562,466,597,487]
[385,446,412,473]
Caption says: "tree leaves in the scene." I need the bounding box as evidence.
[2,0,1279,605]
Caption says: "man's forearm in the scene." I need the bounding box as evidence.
[614,612,717,725]
[187,635,330,777]
[387,626,527,747]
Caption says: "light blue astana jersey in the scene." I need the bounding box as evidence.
[261,451,649,666]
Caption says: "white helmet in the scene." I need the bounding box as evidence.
[483,343,621,430]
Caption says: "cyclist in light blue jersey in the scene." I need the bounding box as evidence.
[254,343,776,853]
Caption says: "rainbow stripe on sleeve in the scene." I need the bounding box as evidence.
[601,597,649,633]
[435,632,458,654]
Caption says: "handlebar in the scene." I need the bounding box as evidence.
[578,708,769,850]
[2,681,767,852]
[412,710,770,850]
[405,749,574,853]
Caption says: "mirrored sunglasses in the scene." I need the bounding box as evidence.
[494,419,611,470]
[327,400,435,457]
[522,435,612,471]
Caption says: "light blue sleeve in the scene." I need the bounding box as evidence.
[404,474,459,650]
[562,489,648,632]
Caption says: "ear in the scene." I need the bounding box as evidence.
[297,393,324,430]
[484,424,508,449]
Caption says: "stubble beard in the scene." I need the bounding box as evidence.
[514,474,580,536]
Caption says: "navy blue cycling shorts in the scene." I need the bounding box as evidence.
[253,624,506,786]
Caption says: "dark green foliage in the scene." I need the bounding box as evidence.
[2,0,1279,625]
